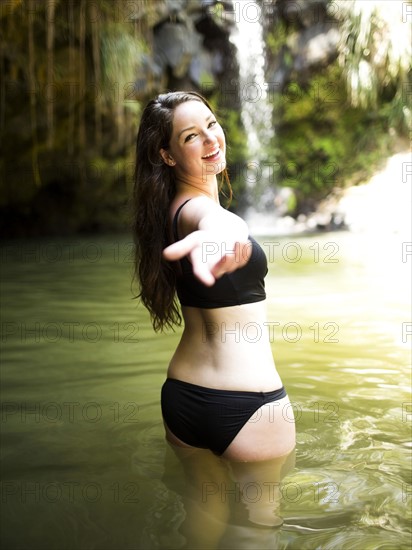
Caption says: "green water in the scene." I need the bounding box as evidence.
[1,231,410,550]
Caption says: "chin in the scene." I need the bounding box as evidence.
[217,160,227,173]
[202,161,226,180]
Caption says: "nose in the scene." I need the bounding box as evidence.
[203,129,216,144]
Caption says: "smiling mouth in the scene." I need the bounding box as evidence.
[202,148,220,160]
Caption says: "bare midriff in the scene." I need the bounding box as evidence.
[167,300,283,392]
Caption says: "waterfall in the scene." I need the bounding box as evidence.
[229,2,273,163]
[229,1,283,234]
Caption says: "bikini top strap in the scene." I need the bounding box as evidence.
[172,199,192,241]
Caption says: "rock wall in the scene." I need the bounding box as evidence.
[134,0,240,109]
[1,0,244,236]
[262,0,341,89]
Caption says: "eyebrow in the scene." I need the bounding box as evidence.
[178,114,214,139]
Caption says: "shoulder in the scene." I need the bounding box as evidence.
[170,196,220,239]
[171,195,218,216]
[172,195,248,240]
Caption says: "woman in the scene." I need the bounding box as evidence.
[132,91,295,463]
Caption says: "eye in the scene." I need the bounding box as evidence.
[208,120,217,128]
[184,133,196,143]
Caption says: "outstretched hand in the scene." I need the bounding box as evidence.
[163,230,252,286]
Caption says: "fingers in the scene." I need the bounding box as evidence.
[162,232,200,261]
[191,247,216,286]
[163,232,216,286]
[211,242,250,278]
[163,237,251,286]
[210,253,231,279]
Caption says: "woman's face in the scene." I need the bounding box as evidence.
[160,100,226,180]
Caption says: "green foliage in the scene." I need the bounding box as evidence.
[336,0,411,118]
[263,0,411,214]
[1,0,144,236]
[266,20,288,56]
[274,64,395,211]
[100,25,147,107]
[217,107,249,207]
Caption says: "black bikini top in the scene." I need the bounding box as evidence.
[171,199,268,309]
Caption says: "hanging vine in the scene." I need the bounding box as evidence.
[27,0,41,187]
[68,0,75,156]
[78,0,86,151]
[46,0,56,150]
[90,2,102,151]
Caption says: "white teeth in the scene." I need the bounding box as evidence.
[202,149,219,159]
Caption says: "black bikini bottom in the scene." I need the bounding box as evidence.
[161,378,286,455]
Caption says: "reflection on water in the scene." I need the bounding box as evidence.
[154,445,295,549]
[1,231,411,549]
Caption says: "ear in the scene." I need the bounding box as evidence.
[159,148,176,167]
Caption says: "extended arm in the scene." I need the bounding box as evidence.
[163,197,252,286]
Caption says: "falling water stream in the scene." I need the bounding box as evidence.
[229,1,287,233]
[231,1,296,235]
[229,0,273,162]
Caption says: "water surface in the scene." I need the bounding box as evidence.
[1,231,410,549]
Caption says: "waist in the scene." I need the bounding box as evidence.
[168,301,280,390]
[168,338,280,391]
[166,364,283,392]
[181,299,268,326]
[181,302,272,347]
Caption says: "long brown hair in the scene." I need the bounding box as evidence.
[132,91,232,332]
